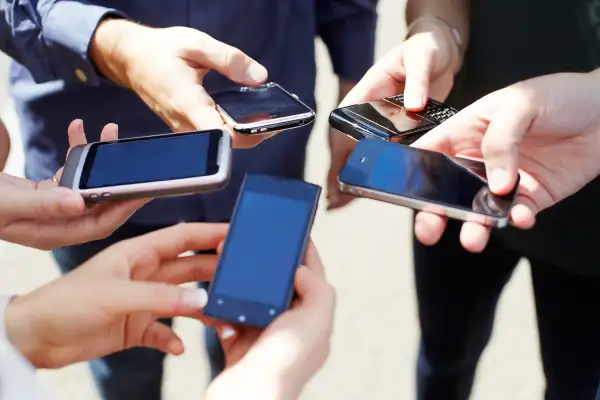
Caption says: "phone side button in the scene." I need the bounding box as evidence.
[251,129,258,134]
[101,192,111,199]
[260,128,267,132]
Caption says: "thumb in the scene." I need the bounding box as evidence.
[401,45,436,110]
[481,105,534,195]
[0,187,85,220]
[106,282,208,316]
[186,32,268,85]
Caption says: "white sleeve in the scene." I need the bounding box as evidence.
[0,295,49,400]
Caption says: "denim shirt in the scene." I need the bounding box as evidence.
[0,0,377,224]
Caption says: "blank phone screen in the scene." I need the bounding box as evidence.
[79,130,221,189]
[341,139,515,217]
[211,175,319,308]
[212,84,311,124]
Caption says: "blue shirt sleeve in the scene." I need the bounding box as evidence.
[317,0,378,82]
[0,1,126,85]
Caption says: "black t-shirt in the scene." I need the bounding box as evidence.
[447,0,600,275]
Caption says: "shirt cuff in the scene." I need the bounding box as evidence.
[41,2,126,86]
[321,19,377,82]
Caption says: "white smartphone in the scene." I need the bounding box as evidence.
[60,129,231,204]
[338,139,519,227]
[211,82,315,135]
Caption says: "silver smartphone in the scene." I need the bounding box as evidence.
[338,139,519,227]
[212,82,315,135]
[60,129,231,204]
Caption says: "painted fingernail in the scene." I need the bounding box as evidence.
[246,63,268,82]
[181,288,208,308]
[220,326,237,340]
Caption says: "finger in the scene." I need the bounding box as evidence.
[294,266,334,308]
[173,84,225,132]
[414,212,447,246]
[105,282,209,317]
[459,222,491,253]
[217,240,225,255]
[216,325,238,347]
[125,223,229,263]
[67,119,87,148]
[140,321,184,355]
[149,253,219,285]
[0,187,85,220]
[340,46,405,107]
[99,123,119,142]
[481,106,535,195]
[303,240,325,278]
[231,131,267,149]
[185,33,268,85]
[401,44,435,110]
[509,194,537,230]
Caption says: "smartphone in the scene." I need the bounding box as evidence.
[60,129,231,204]
[329,94,458,145]
[212,82,315,135]
[338,139,519,227]
[204,174,321,328]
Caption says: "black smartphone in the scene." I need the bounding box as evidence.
[204,174,321,328]
[338,139,519,227]
[212,82,315,135]
[329,94,458,145]
[60,129,231,204]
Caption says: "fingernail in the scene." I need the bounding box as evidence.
[404,92,424,110]
[181,288,208,308]
[245,63,268,82]
[489,168,510,193]
[220,326,236,340]
[78,120,84,135]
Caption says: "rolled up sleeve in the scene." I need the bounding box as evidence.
[0,0,125,85]
[317,0,378,82]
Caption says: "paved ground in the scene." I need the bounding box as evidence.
[0,1,545,398]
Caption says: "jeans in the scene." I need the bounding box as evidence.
[414,219,600,400]
[52,223,225,400]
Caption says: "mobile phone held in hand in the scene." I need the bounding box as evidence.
[338,139,518,227]
[329,94,458,145]
[212,82,315,135]
[204,174,321,328]
[60,129,231,204]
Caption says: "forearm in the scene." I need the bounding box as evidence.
[406,0,470,51]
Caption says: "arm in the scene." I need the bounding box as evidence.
[317,0,378,100]
[0,0,125,85]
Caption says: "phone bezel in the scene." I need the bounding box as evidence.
[204,174,321,328]
[60,128,231,203]
[214,82,315,135]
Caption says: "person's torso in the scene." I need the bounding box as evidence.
[448,0,600,274]
[11,0,318,224]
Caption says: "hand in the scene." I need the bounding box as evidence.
[412,70,600,252]
[90,19,269,148]
[327,20,459,210]
[340,17,460,110]
[206,242,336,400]
[4,223,227,369]
[0,120,147,250]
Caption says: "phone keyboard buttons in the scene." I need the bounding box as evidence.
[238,315,246,323]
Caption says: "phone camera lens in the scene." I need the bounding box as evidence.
[298,120,305,125]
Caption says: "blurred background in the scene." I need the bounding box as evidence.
[0,0,544,399]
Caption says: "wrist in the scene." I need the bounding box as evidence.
[207,362,297,400]
[4,296,47,368]
[406,16,464,74]
[89,18,146,89]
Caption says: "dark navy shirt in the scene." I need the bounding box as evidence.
[0,0,377,225]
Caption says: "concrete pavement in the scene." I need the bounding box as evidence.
[0,1,543,398]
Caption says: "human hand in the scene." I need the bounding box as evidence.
[411,70,600,252]
[4,223,227,369]
[90,19,269,148]
[327,20,460,210]
[0,120,147,250]
[206,242,336,400]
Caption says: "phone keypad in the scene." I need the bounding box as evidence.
[389,94,456,122]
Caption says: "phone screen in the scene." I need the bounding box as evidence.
[212,84,312,124]
[340,139,516,217]
[79,130,221,189]
[209,175,320,319]
[345,99,435,135]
